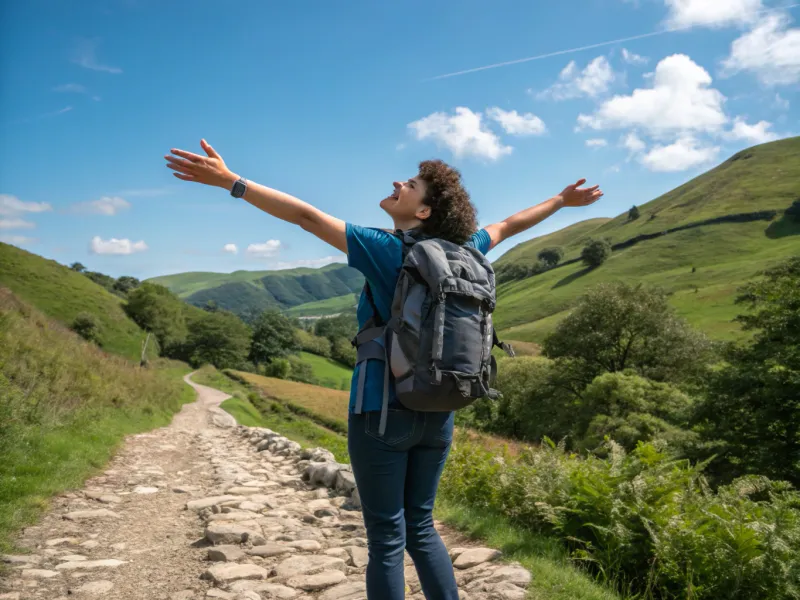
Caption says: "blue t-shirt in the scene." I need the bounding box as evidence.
[345,224,492,413]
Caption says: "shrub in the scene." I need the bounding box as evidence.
[331,336,357,368]
[581,239,612,268]
[537,247,564,268]
[440,434,800,600]
[295,328,332,357]
[287,355,316,385]
[264,357,291,379]
[71,312,100,344]
[786,198,800,221]
[628,205,640,221]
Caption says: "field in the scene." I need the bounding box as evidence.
[285,293,357,317]
[0,243,157,362]
[493,137,800,343]
[297,351,353,390]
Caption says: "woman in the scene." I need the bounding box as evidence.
[165,140,602,600]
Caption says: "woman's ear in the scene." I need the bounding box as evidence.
[416,205,432,221]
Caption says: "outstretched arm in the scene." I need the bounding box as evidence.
[484,179,603,251]
[165,140,347,253]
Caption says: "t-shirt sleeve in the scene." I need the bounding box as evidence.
[466,228,492,255]
[345,223,403,298]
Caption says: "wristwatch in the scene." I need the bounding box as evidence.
[230,176,247,198]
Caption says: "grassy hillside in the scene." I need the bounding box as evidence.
[0,289,193,553]
[297,351,352,390]
[148,263,364,318]
[494,137,800,342]
[285,293,357,317]
[0,242,156,361]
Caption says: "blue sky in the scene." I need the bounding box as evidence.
[1,0,798,279]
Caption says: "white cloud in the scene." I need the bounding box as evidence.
[639,136,720,172]
[71,39,122,74]
[273,255,347,270]
[90,236,147,255]
[586,138,608,147]
[246,240,282,258]
[486,108,546,136]
[622,48,649,65]
[725,117,780,143]
[71,196,130,216]
[0,235,35,245]
[664,0,763,29]
[722,13,800,85]
[774,93,790,110]
[0,194,52,216]
[54,83,87,93]
[223,243,238,254]
[577,54,727,138]
[0,218,35,230]
[396,143,407,151]
[622,132,647,153]
[408,107,512,161]
[538,56,616,100]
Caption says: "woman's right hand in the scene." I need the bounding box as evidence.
[165,139,238,190]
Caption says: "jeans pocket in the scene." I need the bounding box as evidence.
[365,409,417,446]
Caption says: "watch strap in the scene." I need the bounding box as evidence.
[230,177,247,198]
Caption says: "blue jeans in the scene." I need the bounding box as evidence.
[348,409,458,600]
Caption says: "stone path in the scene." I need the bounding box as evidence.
[0,374,531,600]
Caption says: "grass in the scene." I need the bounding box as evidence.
[286,294,357,317]
[0,244,157,362]
[198,368,622,600]
[493,137,800,343]
[297,351,353,390]
[230,370,350,429]
[0,289,194,554]
[191,366,349,461]
[435,500,622,600]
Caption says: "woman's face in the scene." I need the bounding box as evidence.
[380,176,431,224]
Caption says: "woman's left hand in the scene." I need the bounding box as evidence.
[558,179,603,207]
[165,139,238,189]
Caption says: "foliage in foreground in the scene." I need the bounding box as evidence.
[440,433,800,600]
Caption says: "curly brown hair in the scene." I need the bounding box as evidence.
[416,159,478,245]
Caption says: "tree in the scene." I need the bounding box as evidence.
[543,282,712,392]
[125,283,188,352]
[70,262,86,273]
[315,314,358,342]
[786,198,800,221]
[71,312,100,344]
[187,310,251,369]
[203,300,219,312]
[112,276,140,296]
[249,310,300,366]
[699,257,800,485]
[537,247,564,269]
[628,205,641,221]
[331,336,357,368]
[581,239,612,268]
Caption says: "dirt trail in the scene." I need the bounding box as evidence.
[0,374,530,600]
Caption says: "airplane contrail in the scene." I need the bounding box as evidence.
[423,3,800,82]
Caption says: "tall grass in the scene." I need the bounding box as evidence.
[0,289,193,553]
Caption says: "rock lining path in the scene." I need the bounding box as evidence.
[1,373,531,600]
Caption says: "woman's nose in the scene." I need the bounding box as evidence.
[392,181,402,190]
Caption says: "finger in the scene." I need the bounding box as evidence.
[575,178,587,187]
[170,148,206,163]
[201,139,221,159]
[165,155,197,168]
[166,162,195,175]
[173,172,196,181]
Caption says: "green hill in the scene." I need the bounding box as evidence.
[285,293,358,317]
[0,243,156,361]
[494,137,800,343]
[148,263,364,319]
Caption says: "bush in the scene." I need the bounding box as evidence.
[264,357,291,379]
[287,355,316,385]
[295,328,332,357]
[249,310,300,365]
[786,198,800,221]
[628,205,640,221]
[71,312,100,344]
[331,336,357,368]
[581,239,612,268]
[537,247,564,268]
[440,434,800,600]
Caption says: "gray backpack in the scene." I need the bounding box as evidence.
[352,230,515,436]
